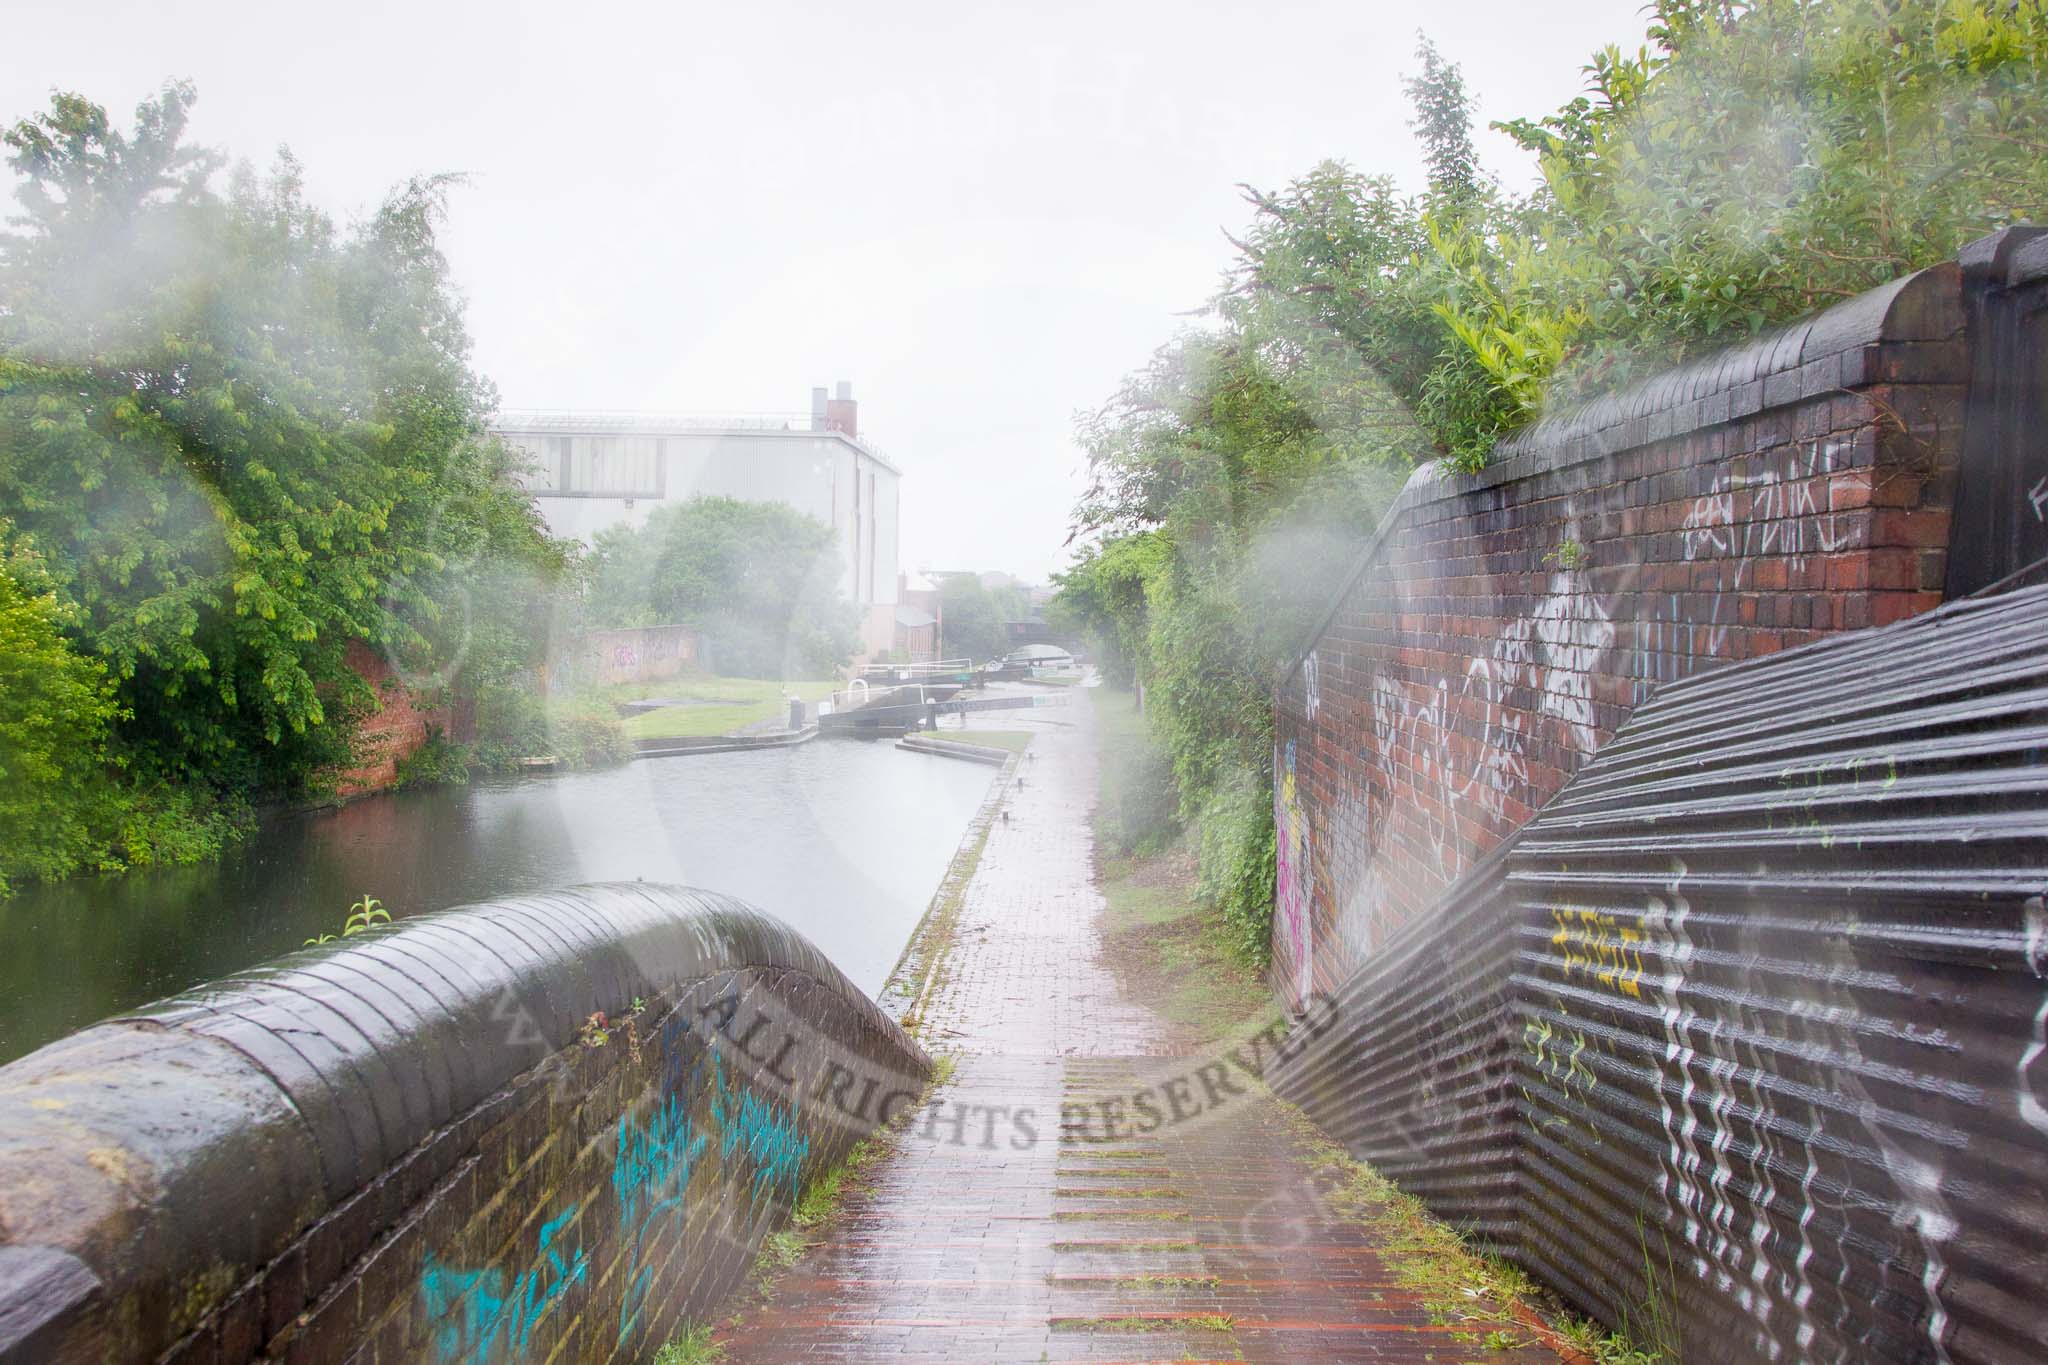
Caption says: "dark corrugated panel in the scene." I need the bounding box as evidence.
[1277,580,2048,1364]
[1946,230,2048,598]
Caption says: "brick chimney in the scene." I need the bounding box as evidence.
[825,379,857,438]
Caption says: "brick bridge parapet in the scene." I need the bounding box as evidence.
[0,885,930,1363]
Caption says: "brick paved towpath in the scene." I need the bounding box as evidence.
[717,690,1566,1364]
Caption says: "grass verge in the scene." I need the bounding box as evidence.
[614,675,838,740]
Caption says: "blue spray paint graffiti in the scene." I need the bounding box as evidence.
[421,1004,817,1356]
[711,1055,809,1205]
[418,1206,588,1365]
[613,1093,709,1344]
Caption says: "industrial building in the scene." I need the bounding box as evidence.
[494,384,901,659]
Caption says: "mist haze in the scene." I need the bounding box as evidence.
[0,0,1641,581]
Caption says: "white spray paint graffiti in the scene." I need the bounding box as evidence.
[2017,895,2048,1139]
[1642,857,1961,1363]
[1365,567,1611,895]
[1678,437,1854,657]
[1303,650,1321,722]
[1533,568,1616,755]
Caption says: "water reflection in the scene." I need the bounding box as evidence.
[0,740,994,1064]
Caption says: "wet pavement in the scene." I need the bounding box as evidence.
[717,693,1564,1363]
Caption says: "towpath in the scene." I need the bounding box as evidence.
[717,690,1566,1364]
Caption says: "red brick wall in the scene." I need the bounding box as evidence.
[338,639,459,798]
[1272,263,1968,1006]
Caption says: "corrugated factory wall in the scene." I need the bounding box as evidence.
[1277,580,2048,1364]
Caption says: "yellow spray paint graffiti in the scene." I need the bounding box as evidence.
[1550,907,1646,1000]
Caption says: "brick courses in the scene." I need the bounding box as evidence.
[1273,263,1968,1001]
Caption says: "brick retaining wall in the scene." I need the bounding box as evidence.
[1272,261,1968,1005]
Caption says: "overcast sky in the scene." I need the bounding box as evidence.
[4,0,1646,582]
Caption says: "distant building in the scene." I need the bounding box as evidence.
[894,571,944,661]
[494,383,901,659]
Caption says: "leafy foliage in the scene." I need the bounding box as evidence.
[1060,0,2048,968]
[0,82,566,817]
[465,683,627,771]
[1478,0,2048,410]
[586,496,857,678]
[0,537,120,890]
[1057,331,1407,963]
[304,892,390,946]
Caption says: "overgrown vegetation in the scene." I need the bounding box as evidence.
[650,1323,723,1365]
[1055,0,2048,961]
[0,83,570,884]
[1274,1097,1672,1363]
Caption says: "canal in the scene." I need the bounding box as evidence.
[0,740,997,1065]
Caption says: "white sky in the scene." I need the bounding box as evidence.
[4,0,1646,582]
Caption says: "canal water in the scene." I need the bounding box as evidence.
[0,740,996,1066]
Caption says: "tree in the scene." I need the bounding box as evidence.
[0,83,560,797]
[1405,34,1481,212]
[0,535,120,890]
[587,497,857,677]
[934,574,1026,663]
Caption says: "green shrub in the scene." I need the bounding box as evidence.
[469,682,548,771]
[0,548,119,891]
[468,683,628,772]
[95,781,252,874]
[394,724,472,790]
[544,699,630,769]
[1194,775,1278,968]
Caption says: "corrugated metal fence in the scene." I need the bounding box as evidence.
[1275,578,2048,1364]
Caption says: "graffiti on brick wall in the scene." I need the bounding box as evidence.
[1533,570,1615,755]
[1275,739,1315,1008]
[579,625,699,685]
[1675,437,1855,661]
[1681,438,1854,573]
[419,1206,589,1365]
[1364,565,1613,894]
[614,1089,709,1344]
[712,1053,810,1205]
[420,995,822,1360]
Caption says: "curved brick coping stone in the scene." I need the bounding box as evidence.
[0,884,931,1363]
